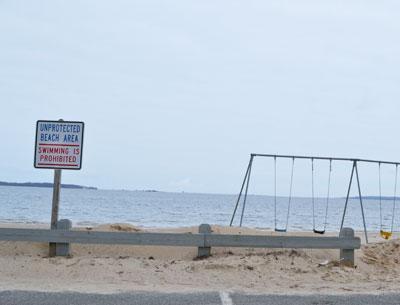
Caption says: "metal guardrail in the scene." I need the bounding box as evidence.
[0,228,204,246]
[0,220,361,266]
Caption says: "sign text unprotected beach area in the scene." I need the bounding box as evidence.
[34,121,84,170]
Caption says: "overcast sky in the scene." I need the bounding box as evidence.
[1,1,400,195]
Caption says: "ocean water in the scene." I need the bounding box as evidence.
[0,186,398,232]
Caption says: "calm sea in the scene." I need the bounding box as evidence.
[0,186,398,232]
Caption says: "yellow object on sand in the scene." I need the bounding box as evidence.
[380,230,392,240]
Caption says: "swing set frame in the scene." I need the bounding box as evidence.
[229,153,400,244]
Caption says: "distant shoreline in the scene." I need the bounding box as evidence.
[349,196,400,201]
[0,181,97,190]
[0,183,397,199]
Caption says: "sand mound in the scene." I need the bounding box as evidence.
[361,239,400,267]
[94,223,142,232]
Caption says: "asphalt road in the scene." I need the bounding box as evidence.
[1,291,400,305]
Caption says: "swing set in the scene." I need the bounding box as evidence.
[230,153,399,243]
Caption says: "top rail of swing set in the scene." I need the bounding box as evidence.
[251,153,400,165]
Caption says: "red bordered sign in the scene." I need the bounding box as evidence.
[34,120,84,170]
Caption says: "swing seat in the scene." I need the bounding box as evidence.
[313,229,325,234]
[380,230,392,240]
[275,228,287,233]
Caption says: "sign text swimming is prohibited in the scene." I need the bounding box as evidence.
[34,120,84,170]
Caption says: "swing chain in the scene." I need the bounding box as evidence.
[311,158,315,230]
[274,156,277,230]
[379,162,383,233]
[323,159,332,231]
[312,158,331,234]
[391,164,398,233]
[379,162,398,239]
[285,157,295,231]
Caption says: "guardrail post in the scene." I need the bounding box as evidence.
[198,224,211,258]
[339,227,355,267]
[56,219,72,257]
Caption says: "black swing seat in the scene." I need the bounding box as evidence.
[313,229,325,234]
[275,228,287,233]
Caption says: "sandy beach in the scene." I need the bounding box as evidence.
[0,223,399,295]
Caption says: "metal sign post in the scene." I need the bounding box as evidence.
[49,169,62,256]
[34,119,84,256]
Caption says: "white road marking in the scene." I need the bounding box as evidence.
[219,291,233,305]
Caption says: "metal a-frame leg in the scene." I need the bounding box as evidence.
[340,162,355,231]
[355,162,369,244]
[340,161,368,243]
[230,155,253,226]
[239,156,254,227]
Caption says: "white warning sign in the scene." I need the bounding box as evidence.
[34,120,84,170]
